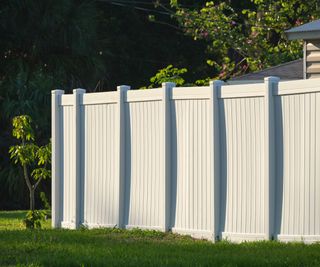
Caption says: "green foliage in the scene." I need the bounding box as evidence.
[9,116,38,167]
[12,116,34,141]
[9,116,51,180]
[31,167,51,183]
[195,77,211,86]
[0,1,106,128]
[172,0,316,79]
[0,0,103,210]
[31,142,52,183]
[23,210,46,229]
[9,143,37,166]
[36,144,51,166]
[9,115,51,221]
[2,0,318,210]
[0,1,212,210]
[148,65,188,88]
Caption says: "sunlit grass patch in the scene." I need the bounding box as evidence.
[1,211,320,267]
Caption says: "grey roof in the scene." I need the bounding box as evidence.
[285,19,320,40]
[231,59,303,81]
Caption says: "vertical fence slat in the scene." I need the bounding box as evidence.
[162,82,175,231]
[116,85,130,228]
[73,88,86,228]
[51,89,64,228]
[210,80,224,241]
[264,76,279,240]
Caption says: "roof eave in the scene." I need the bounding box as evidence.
[285,30,320,40]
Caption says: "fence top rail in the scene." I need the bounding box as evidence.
[277,78,320,95]
[126,88,162,103]
[60,91,118,106]
[224,80,264,85]
[58,78,320,106]
[219,83,265,99]
[60,94,73,106]
[171,86,210,100]
[82,91,118,105]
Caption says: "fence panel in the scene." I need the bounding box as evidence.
[219,89,266,241]
[81,92,119,228]
[124,89,165,230]
[51,78,320,243]
[60,96,76,228]
[275,80,320,242]
[170,87,214,239]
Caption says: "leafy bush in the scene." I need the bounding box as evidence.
[23,210,46,229]
[148,65,187,88]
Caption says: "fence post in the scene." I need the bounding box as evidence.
[116,85,130,228]
[73,88,86,228]
[162,82,175,232]
[210,80,224,241]
[264,76,279,240]
[51,89,64,228]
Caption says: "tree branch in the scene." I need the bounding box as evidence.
[34,176,43,190]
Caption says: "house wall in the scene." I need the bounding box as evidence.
[305,40,320,79]
[52,78,320,243]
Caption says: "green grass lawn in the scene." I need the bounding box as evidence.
[1,211,320,266]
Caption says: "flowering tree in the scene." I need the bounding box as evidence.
[170,0,320,79]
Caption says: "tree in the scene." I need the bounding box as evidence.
[9,116,51,221]
[169,0,320,79]
[0,0,106,124]
[0,0,106,210]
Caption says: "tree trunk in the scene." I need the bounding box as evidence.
[30,187,35,211]
[23,164,34,211]
[30,188,34,211]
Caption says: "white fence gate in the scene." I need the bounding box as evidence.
[52,77,320,242]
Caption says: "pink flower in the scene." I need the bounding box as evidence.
[201,31,209,38]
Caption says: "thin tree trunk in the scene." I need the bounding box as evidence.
[30,187,35,211]
[23,164,33,211]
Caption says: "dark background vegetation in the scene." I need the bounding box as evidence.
[0,0,318,209]
[0,0,210,209]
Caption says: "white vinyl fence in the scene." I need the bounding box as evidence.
[52,77,320,243]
